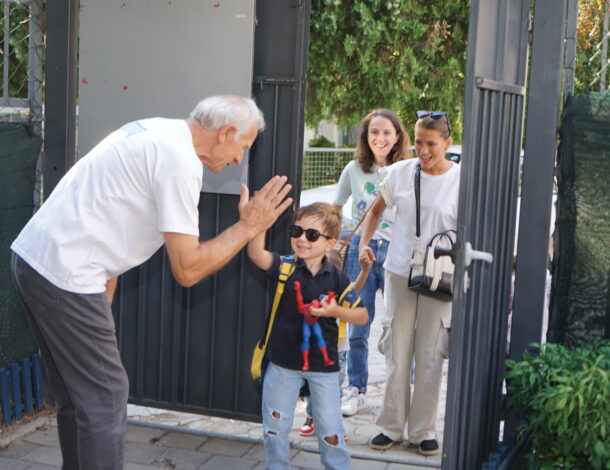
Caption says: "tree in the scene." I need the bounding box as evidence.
[306,0,470,140]
[0,2,30,99]
[575,0,607,93]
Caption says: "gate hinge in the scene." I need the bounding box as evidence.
[253,76,298,89]
[475,76,525,96]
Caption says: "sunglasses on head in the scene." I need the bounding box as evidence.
[416,110,451,137]
[289,224,332,242]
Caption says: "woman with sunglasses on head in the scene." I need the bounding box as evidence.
[360,111,459,456]
[330,109,410,420]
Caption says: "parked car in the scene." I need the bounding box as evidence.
[299,185,354,236]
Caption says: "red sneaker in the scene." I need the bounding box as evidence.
[299,416,315,436]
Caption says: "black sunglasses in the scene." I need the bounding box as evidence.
[289,224,332,242]
[416,110,451,137]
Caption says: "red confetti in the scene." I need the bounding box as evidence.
[82,78,88,84]
[213,3,220,7]
[122,85,129,90]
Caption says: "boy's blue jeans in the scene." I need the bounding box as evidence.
[305,351,346,417]
[344,234,388,393]
[263,363,350,470]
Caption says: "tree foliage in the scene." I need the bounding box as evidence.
[0,2,30,99]
[306,0,470,140]
[575,0,608,94]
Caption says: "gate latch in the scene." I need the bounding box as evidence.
[464,242,493,267]
[463,242,493,293]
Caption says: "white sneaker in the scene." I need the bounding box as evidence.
[341,386,366,416]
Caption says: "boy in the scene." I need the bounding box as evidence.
[299,248,374,437]
[248,203,368,470]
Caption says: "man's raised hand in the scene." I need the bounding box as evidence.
[239,175,293,237]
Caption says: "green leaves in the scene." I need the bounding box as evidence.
[306,0,469,137]
[505,341,610,470]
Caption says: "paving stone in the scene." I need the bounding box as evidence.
[24,465,61,470]
[155,447,212,469]
[199,437,255,458]
[0,455,32,469]
[352,456,389,470]
[126,424,167,444]
[288,449,323,469]
[21,445,63,466]
[124,463,160,470]
[124,441,168,465]
[197,454,258,470]
[22,426,60,448]
[156,431,208,450]
[0,440,41,459]
[387,464,438,470]
[240,442,266,461]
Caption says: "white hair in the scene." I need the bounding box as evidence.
[189,95,265,137]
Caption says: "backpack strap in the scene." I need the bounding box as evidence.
[261,255,297,348]
[336,282,362,346]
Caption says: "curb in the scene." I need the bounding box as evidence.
[0,413,55,450]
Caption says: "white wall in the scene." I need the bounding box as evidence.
[78,0,255,195]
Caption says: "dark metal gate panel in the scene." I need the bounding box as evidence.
[442,1,530,468]
[114,0,311,422]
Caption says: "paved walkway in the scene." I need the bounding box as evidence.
[0,293,447,469]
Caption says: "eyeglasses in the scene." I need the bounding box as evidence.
[289,224,332,242]
[416,110,451,137]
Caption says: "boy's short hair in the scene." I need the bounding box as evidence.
[295,203,342,240]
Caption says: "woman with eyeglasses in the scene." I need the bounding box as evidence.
[330,109,410,421]
[360,111,459,456]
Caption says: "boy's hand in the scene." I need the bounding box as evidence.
[359,246,374,272]
[309,295,338,318]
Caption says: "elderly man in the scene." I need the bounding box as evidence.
[10,95,292,470]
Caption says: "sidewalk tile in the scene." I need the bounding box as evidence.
[24,465,61,470]
[0,455,31,470]
[0,440,41,459]
[197,454,258,469]
[126,424,167,444]
[124,441,168,464]
[351,457,388,469]
[289,449,324,469]
[22,426,60,448]
[155,447,212,469]
[199,437,254,457]
[21,445,63,466]
[157,431,209,450]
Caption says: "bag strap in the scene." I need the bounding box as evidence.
[414,163,421,238]
[261,255,297,348]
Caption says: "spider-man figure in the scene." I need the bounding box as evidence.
[293,281,337,371]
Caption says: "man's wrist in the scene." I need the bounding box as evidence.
[236,219,260,240]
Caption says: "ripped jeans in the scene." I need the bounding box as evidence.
[262,362,350,470]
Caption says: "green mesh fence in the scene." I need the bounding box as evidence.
[0,123,41,368]
[549,94,610,346]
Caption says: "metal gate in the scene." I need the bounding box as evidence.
[442,0,569,468]
[113,0,310,422]
[442,1,530,468]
